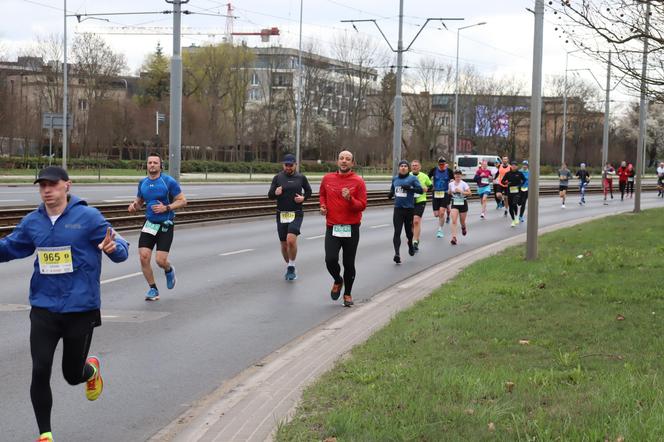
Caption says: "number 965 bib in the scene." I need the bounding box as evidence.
[37,246,73,274]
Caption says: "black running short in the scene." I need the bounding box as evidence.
[30,306,101,337]
[432,194,450,211]
[276,212,303,241]
[450,200,468,213]
[559,185,568,192]
[493,184,506,195]
[413,202,426,218]
[138,222,175,252]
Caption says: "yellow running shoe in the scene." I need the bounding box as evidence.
[85,356,103,401]
[37,432,53,442]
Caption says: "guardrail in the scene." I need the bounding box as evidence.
[0,184,657,237]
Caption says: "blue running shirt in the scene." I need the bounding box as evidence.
[137,174,182,223]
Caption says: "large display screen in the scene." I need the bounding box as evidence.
[474,105,527,138]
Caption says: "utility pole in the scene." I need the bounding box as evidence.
[63,0,68,170]
[166,0,188,181]
[601,50,611,166]
[295,0,303,172]
[341,11,462,175]
[392,0,404,175]
[527,0,544,261]
[635,0,650,213]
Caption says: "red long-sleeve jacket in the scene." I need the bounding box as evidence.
[319,171,367,227]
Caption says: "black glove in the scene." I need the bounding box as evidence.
[401,184,412,191]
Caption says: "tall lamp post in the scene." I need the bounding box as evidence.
[454,22,486,164]
[561,48,581,165]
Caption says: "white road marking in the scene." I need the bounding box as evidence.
[306,234,325,240]
[220,248,254,256]
[102,315,120,319]
[370,224,390,229]
[100,272,143,285]
[0,199,25,202]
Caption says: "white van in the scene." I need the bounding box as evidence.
[454,154,501,181]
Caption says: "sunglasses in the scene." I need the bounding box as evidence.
[284,163,294,167]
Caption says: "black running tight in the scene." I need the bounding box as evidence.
[519,191,528,217]
[392,208,414,255]
[30,309,95,434]
[324,224,360,296]
[626,180,634,195]
[507,193,520,220]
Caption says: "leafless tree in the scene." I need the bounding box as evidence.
[552,0,664,101]
[71,33,127,155]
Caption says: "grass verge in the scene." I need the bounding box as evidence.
[277,208,664,441]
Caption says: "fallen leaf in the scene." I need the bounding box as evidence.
[576,254,584,259]
[616,314,625,321]
[584,251,593,256]
[537,283,546,289]
[464,408,475,415]
[518,339,530,345]
[324,438,337,442]
[505,381,515,393]
[616,437,625,442]
[488,422,496,432]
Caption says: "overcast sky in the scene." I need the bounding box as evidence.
[2,0,636,106]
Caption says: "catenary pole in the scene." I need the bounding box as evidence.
[634,0,650,213]
[167,0,188,180]
[391,0,404,175]
[602,50,611,166]
[295,0,303,172]
[526,0,544,261]
[63,0,68,169]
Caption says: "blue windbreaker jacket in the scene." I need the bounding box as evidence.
[389,174,423,209]
[0,195,129,313]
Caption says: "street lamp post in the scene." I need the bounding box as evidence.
[454,22,486,164]
[561,49,581,166]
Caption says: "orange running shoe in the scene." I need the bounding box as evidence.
[36,432,53,442]
[330,282,343,301]
[343,294,354,307]
[85,356,103,401]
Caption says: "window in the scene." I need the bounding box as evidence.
[457,157,478,168]
[248,88,262,102]
[78,99,87,111]
[251,72,259,86]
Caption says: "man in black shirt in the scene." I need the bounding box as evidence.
[501,161,526,227]
[268,154,313,280]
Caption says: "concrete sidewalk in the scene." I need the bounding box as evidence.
[149,210,634,442]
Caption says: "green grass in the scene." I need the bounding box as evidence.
[277,209,664,441]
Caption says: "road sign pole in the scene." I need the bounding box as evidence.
[49,115,54,166]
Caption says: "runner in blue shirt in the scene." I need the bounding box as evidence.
[519,160,529,223]
[128,153,187,301]
[427,157,454,238]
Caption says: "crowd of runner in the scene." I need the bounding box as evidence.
[0,150,658,441]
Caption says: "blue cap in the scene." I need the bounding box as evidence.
[282,154,296,164]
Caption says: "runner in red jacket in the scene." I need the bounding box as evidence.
[319,150,367,307]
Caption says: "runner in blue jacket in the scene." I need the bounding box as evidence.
[388,160,423,263]
[0,166,129,442]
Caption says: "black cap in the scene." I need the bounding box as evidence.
[282,154,296,164]
[437,157,447,164]
[510,161,518,166]
[398,160,409,167]
[34,166,69,184]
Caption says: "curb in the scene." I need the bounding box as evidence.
[151,207,638,442]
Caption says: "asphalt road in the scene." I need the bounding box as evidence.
[0,193,662,441]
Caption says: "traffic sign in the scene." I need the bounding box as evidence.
[42,112,73,130]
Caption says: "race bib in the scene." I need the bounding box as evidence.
[37,246,73,274]
[434,191,445,199]
[452,195,465,206]
[480,177,490,185]
[279,211,296,223]
[332,224,352,238]
[141,220,160,236]
[559,175,566,181]
[509,186,519,194]
[395,186,407,198]
[521,186,528,192]
[628,177,634,182]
